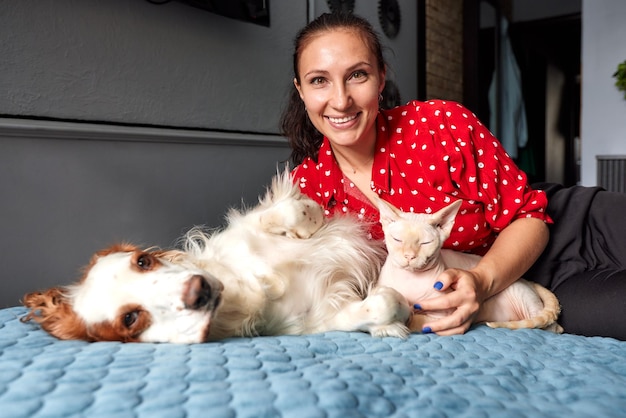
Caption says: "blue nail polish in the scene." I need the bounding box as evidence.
[414,303,422,310]
[433,281,444,291]
[422,327,433,334]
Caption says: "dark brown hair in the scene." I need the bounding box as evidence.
[280,13,387,165]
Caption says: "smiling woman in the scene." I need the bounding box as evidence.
[294,29,383,168]
[280,12,626,341]
[288,16,387,206]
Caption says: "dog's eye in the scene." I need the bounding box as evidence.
[123,311,139,328]
[136,254,153,270]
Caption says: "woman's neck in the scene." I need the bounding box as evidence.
[334,148,374,175]
[333,140,380,207]
[331,130,377,176]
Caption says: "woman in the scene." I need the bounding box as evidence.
[280,13,626,340]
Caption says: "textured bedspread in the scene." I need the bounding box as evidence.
[1,307,626,417]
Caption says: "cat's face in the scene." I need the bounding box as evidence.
[377,199,462,271]
[382,215,443,270]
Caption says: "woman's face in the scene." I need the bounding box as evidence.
[294,29,385,150]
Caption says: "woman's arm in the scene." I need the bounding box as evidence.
[416,216,549,335]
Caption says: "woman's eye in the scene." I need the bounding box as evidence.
[350,70,367,80]
[136,254,152,270]
[310,77,326,85]
[123,311,139,328]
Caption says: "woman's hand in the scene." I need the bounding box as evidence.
[414,217,550,336]
[414,268,489,335]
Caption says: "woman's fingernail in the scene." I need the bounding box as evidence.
[414,304,422,310]
[422,327,433,334]
[433,281,444,291]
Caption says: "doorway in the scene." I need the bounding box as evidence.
[464,0,581,185]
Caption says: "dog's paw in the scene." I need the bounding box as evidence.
[369,323,410,339]
[365,286,412,325]
[260,196,325,238]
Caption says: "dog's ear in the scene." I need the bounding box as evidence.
[152,249,187,263]
[21,288,89,341]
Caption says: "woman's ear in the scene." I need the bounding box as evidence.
[378,66,387,95]
[294,78,304,100]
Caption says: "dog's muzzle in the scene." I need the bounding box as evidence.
[182,274,223,311]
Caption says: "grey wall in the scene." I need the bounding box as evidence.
[511,0,581,23]
[0,0,305,308]
[0,0,302,132]
[1,0,419,132]
[580,0,626,186]
[0,119,290,308]
[0,0,421,308]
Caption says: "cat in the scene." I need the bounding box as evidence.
[376,198,563,334]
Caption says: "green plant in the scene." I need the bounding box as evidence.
[614,60,626,100]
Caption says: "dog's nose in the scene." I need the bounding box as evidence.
[183,274,218,310]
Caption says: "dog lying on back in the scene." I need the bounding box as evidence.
[22,171,411,343]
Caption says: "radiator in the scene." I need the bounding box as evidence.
[597,155,626,193]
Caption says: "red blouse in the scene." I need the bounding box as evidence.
[292,100,551,255]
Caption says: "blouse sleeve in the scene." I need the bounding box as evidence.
[436,101,551,232]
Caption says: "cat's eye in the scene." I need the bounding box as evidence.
[392,236,402,243]
[420,241,433,246]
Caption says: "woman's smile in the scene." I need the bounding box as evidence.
[326,113,360,128]
[327,114,358,124]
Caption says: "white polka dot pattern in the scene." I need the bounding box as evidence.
[293,100,551,253]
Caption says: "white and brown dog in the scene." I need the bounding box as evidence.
[22,171,411,343]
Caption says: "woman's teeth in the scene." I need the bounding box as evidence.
[328,115,357,124]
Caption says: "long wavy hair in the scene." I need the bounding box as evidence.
[280,13,387,165]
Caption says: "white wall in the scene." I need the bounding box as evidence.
[580,0,626,186]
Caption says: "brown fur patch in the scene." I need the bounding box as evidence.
[21,288,90,340]
[86,304,152,342]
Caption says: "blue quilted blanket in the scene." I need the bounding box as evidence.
[1,307,626,417]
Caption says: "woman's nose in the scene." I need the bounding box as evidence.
[331,84,352,110]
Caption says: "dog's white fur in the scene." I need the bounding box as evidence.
[22,171,411,343]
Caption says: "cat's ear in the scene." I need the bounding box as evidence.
[376,197,400,226]
[432,200,462,238]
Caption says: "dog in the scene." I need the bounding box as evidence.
[21,171,412,343]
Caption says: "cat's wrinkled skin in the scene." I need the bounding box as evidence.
[376,198,563,334]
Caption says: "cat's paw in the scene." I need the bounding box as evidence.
[259,196,325,238]
[369,323,410,338]
[542,322,564,334]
